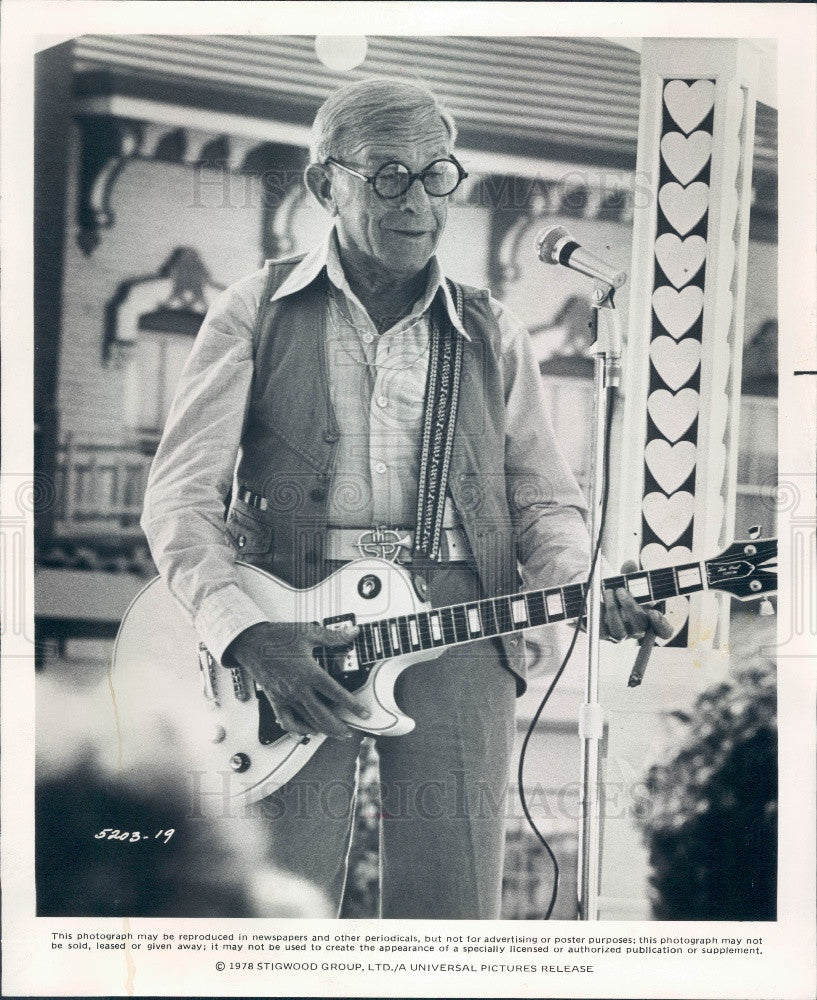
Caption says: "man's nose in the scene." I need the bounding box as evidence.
[398,177,430,211]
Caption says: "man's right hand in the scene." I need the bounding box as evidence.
[224,621,370,739]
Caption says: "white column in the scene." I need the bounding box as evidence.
[616,38,765,653]
[599,39,769,920]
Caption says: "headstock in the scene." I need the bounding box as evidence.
[704,533,777,601]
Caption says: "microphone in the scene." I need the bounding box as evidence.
[536,225,626,289]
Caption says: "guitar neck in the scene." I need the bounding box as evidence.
[354,561,707,665]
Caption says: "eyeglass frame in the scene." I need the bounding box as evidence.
[323,154,468,200]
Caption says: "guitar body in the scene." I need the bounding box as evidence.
[110,559,437,808]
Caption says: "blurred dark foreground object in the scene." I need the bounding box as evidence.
[636,661,777,921]
[36,758,331,918]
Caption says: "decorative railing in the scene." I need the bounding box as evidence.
[52,434,153,538]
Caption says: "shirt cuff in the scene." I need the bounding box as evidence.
[193,583,270,666]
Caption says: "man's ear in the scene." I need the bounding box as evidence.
[305,162,336,215]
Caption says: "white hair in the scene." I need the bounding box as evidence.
[310,77,457,163]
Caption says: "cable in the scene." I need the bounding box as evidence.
[517,385,616,920]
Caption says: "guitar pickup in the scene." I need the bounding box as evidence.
[197,642,218,704]
[313,614,362,683]
[230,666,250,701]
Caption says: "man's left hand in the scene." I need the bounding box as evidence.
[601,560,675,647]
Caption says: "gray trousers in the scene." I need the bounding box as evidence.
[259,561,517,919]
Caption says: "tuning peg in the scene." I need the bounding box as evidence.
[748,525,762,540]
[759,597,775,617]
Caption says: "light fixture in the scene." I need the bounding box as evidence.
[314,36,367,73]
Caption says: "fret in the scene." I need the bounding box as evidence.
[654,567,679,600]
[623,572,651,602]
[389,620,402,654]
[563,584,586,620]
[429,610,444,645]
[441,607,457,644]
[397,616,411,654]
[526,591,547,626]
[377,620,392,658]
[452,605,469,643]
[480,597,499,636]
[407,615,421,650]
[544,588,566,621]
[371,622,383,657]
[494,596,513,634]
[510,596,529,627]
[466,603,483,637]
[417,612,432,650]
[359,624,374,662]
[675,563,703,594]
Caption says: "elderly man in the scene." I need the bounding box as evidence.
[142,77,670,919]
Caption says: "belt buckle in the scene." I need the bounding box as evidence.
[355,526,411,563]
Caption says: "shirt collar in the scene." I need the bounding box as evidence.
[270,228,469,340]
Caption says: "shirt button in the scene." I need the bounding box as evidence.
[362,333,374,344]
[376,395,388,409]
[324,430,339,444]
[374,462,387,475]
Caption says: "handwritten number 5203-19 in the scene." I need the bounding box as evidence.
[94,828,175,844]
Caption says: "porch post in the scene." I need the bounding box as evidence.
[598,38,769,920]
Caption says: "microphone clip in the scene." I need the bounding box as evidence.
[590,284,623,387]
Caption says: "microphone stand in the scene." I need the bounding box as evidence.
[577,281,622,922]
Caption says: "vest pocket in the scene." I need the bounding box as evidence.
[225,507,273,556]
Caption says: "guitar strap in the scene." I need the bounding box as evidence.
[413,278,464,560]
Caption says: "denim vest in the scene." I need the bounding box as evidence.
[226,256,526,684]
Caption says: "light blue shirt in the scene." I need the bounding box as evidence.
[141,231,590,663]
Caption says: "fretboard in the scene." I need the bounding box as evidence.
[353,561,707,665]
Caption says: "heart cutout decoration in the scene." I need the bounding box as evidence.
[640,542,694,569]
[655,233,707,289]
[652,285,704,340]
[664,80,716,134]
[645,439,697,495]
[659,181,709,236]
[650,335,701,391]
[661,131,713,186]
[647,387,700,443]
[643,490,695,546]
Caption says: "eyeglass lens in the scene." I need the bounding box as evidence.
[374,160,461,198]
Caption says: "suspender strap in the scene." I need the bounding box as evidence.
[413,279,465,559]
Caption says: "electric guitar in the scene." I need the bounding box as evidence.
[109,536,776,809]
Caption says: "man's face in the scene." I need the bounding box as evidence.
[329,131,452,282]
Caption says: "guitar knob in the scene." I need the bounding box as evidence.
[229,752,250,773]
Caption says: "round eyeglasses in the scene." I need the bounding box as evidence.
[324,155,468,199]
